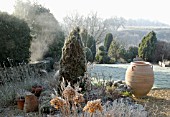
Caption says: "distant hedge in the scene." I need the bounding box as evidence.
[0,12,32,67]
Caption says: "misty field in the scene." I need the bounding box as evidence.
[89,64,170,89]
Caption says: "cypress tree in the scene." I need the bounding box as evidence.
[138,31,157,62]
[59,27,86,86]
[108,39,120,61]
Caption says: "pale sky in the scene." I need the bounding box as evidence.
[0,0,170,25]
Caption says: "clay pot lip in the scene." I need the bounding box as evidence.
[16,96,25,101]
[17,99,25,102]
[131,61,151,66]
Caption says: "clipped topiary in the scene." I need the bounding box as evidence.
[96,45,110,64]
[80,29,96,62]
[86,35,96,61]
[104,33,113,52]
[98,46,105,51]
[58,27,87,86]
[84,47,93,62]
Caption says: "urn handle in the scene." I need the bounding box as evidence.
[132,66,136,71]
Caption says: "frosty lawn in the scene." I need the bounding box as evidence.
[89,64,170,89]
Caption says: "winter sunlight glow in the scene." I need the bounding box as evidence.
[0,0,170,24]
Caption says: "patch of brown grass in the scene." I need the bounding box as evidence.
[134,89,170,117]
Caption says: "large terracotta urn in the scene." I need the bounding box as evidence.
[125,61,154,98]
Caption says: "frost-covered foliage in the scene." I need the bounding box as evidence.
[59,27,86,86]
[103,98,148,117]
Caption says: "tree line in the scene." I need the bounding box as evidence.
[0,0,170,67]
[95,31,170,64]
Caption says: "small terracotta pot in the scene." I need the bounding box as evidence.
[17,97,25,110]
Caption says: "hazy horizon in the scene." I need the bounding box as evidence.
[1,0,170,25]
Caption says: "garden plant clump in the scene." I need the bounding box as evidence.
[0,46,168,117]
[48,62,148,117]
[48,75,148,117]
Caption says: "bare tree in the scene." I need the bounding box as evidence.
[105,17,126,33]
[62,12,126,45]
[63,12,84,35]
[83,12,108,44]
[62,12,108,44]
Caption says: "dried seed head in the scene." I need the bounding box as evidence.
[50,96,66,109]
[62,83,76,101]
[83,99,103,113]
[73,93,85,104]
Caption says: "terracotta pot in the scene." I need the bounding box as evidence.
[24,94,38,113]
[125,61,154,98]
[17,97,25,110]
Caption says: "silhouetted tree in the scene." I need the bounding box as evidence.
[0,12,32,67]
